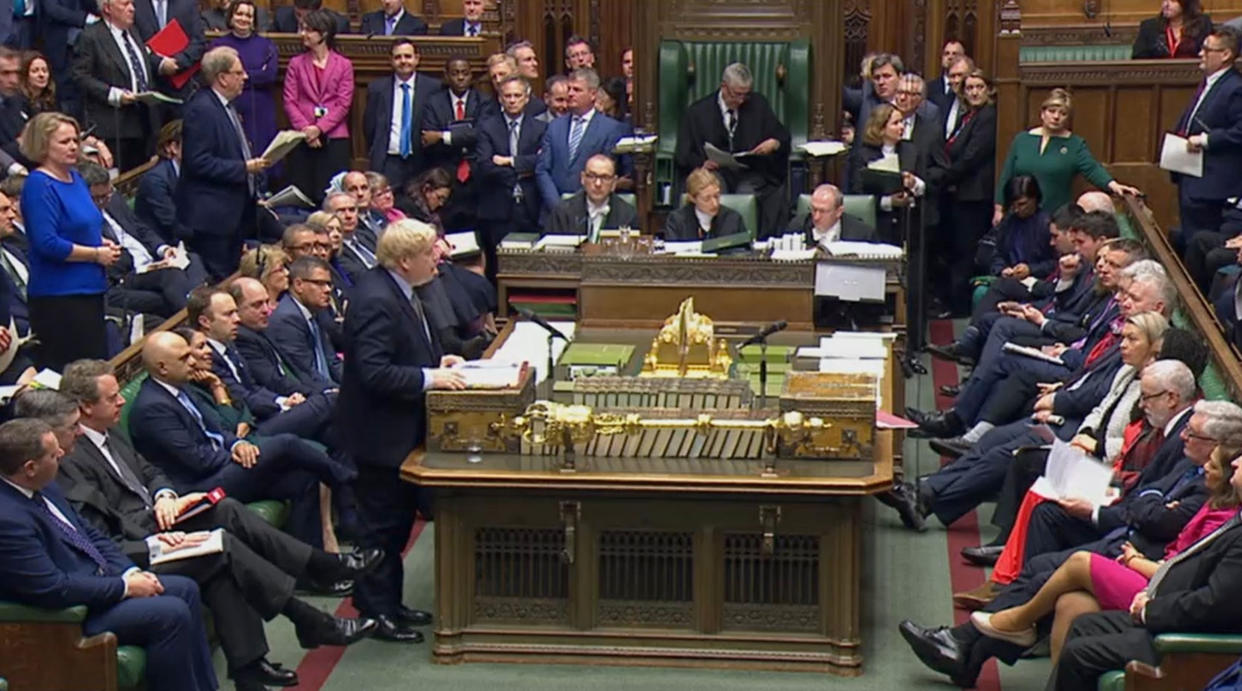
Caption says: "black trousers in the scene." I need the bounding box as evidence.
[378,154,418,195]
[288,138,351,205]
[479,204,536,284]
[1049,611,1158,691]
[1184,230,1237,293]
[150,497,311,674]
[29,292,108,370]
[971,277,1036,322]
[991,444,1050,537]
[352,463,421,619]
[939,198,993,316]
[1179,186,1227,239]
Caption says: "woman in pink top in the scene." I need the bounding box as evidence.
[970,441,1242,663]
[364,171,407,223]
[283,9,355,203]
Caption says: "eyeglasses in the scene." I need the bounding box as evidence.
[1203,46,1229,53]
[290,242,329,251]
[1140,390,1169,401]
[583,172,615,182]
[298,278,332,287]
[1185,431,1218,443]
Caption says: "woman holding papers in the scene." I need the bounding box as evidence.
[210,0,280,175]
[970,441,1240,661]
[662,166,748,241]
[994,89,1139,225]
[850,104,934,245]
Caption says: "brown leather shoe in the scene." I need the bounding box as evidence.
[952,580,999,611]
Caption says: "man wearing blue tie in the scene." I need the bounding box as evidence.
[360,0,426,36]
[0,417,217,691]
[364,39,441,192]
[268,256,343,390]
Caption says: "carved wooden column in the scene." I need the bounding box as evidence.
[993,0,1022,177]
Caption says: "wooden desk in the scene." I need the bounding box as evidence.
[497,248,905,333]
[401,327,897,675]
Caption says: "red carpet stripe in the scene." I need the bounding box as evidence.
[290,517,429,690]
[929,319,1002,691]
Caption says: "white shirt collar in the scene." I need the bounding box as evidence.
[813,219,843,246]
[1,475,32,499]
[79,423,109,451]
[694,207,714,231]
[394,73,416,89]
[1205,66,1230,88]
[572,107,595,127]
[1165,406,1193,437]
[212,87,232,108]
[385,8,404,22]
[153,377,183,400]
[587,197,609,217]
[205,337,229,354]
[290,294,313,321]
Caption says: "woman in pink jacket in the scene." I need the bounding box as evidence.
[283,9,355,203]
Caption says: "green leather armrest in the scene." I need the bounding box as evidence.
[0,675,8,691]
[116,646,147,690]
[0,601,88,623]
[247,499,289,528]
[1096,669,1125,691]
[1153,633,1242,654]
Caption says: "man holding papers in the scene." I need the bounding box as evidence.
[132,0,206,107]
[1172,26,1242,237]
[177,46,272,279]
[71,0,176,170]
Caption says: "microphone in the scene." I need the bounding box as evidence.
[738,320,788,348]
[519,308,570,341]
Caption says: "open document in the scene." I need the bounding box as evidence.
[1030,439,1116,508]
[262,130,308,164]
[703,142,752,170]
[147,528,224,566]
[1159,132,1203,178]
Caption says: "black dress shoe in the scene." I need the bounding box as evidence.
[938,384,961,397]
[398,605,433,627]
[889,482,927,532]
[898,620,977,687]
[372,614,425,643]
[297,579,354,597]
[905,408,965,438]
[337,548,385,578]
[296,614,378,649]
[929,436,972,459]
[961,544,1004,566]
[234,658,299,687]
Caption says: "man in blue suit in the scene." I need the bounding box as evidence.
[0,417,217,691]
[438,0,483,36]
[338,219,465,642]
[535,67,629,220]
[177,46,273,280]
[363,39,441,193]
[230,277,326,399]
[359,0,426,36]
[137,120,195,246]
[268,257,343,390]
[1177,27,1242,237]
[128,331,354,546]
[476,75,546,281]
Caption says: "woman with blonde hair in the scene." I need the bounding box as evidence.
[239,244,290,299]
[662,166,747,240]
[994,88,1139,224]
[848,103,938,244]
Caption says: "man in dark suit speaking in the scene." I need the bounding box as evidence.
[675,62,791,236]
[177,46,272,279]
[338,219,466,642]
[0,417,218,691]
[1176,26,1242,237]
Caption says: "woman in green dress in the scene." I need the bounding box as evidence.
[993,88,1140,225]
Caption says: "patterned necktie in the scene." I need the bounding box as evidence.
[508,118,522,200]
[454,97,470,183]
[306,316,330,378]
[399,83,412,158]
[120,30,150,93]
[410,293,433,350]
[347,237,376,268]
[568,115,585,162]
[466,23,477,37]
[385,14,396,35]
[727,109,737,147]
[101,435,152,509]
[32,491,110,572]
[175,389,224,450]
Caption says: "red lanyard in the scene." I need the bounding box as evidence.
[1166,25,1181,57]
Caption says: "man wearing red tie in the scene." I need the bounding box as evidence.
[421,57,496,231]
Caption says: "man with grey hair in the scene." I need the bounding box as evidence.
[1076,190,1116,215]
[675,61,791,234]
[535,66,629,218]
[324,190,374,282]
[505,40,547,117]
[340,218,464,642]
[177,44,272,279]
[793,183,875,246]
[71,0,177,171]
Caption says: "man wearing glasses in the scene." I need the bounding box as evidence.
[544,153,637,238]
[674,62,791,235]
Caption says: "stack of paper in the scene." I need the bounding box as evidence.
[1030,440,1116,507]
[266,185,314,209]
[490,321,576,384]
[452,360,523,389]
[262,130,308,164]
[798,140,847,157]
[659,240,707,256]
[613,134,658,153]
[823,241,904,259]
[445,230,481,259]
[534,235,585,252]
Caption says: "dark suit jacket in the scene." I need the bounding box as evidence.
[70,21,163,141]
[234,324,315,397]
[268,293,342,389]
[793,212,876,245]
[1175,68,1242,202]
[662,203,746,241]
[337,266,442,468]
[128,377,241,490]
[0,481,133,610]
[535,111,630,212]
[438,17,483,36]
[335,239,372,286]
[0,240,30,335]
[39,0,91,63]
[176,88,252,239]
[359,9,426,36]
[100,192,167,283]
[1144,518,1242,634]
[1132,15,1212,59]
[850,138,942,241]
[475,112,547,223]
[132,0,206,86]
[422,87,495,172]
[210,342,282,420]
[135,158,192,245]
[674,90,790,187]
[926,74,955,112]
[363,73,441,174]
[545,191,639,236]
[272,6,349,34]
[943,104,997,203]
[57,433,172,562]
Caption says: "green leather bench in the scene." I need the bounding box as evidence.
[656,38,811,207]
[794,193,878,232]
[0,601,145,691]
[1020,44,1133,62]
[1098,633,1242,690]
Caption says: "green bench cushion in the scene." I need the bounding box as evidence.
[247,499,289,527]
[1097,669,1126,691]
[1153,632,1242,654]
[794,193,878,232]
[116,645,146,690]
[0,601,86,623]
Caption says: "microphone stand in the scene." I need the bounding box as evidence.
[545,330,555,400]
[759,338,769,408]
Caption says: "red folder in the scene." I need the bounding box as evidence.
[145,18,201,90]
